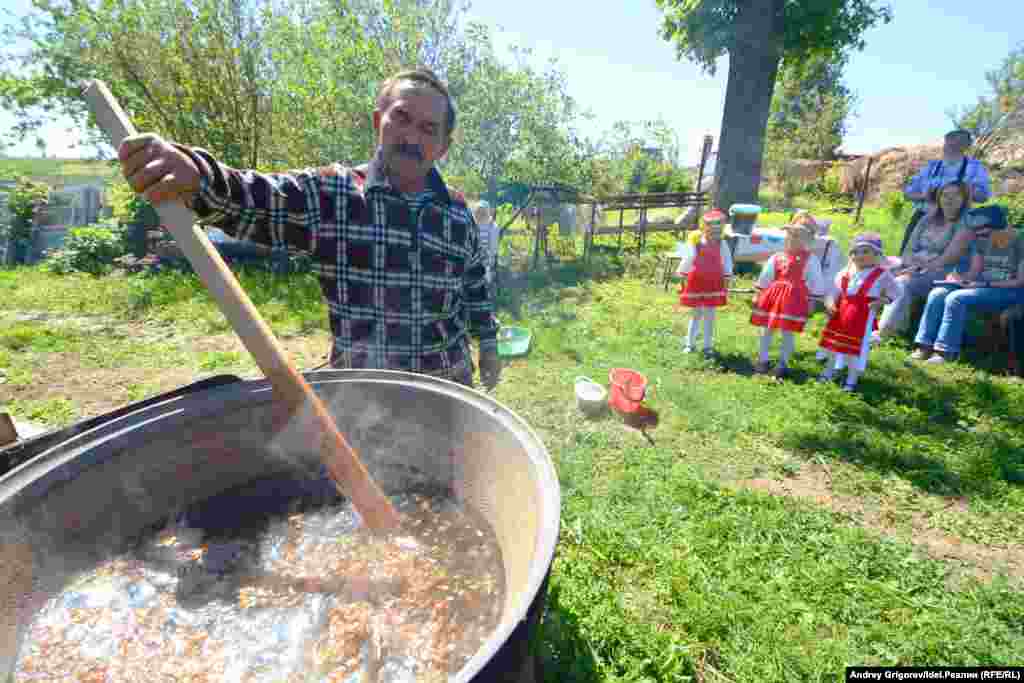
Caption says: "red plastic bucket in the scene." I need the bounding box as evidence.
[608,368,647,414]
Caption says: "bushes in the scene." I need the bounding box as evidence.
[802,162,854,209]
[763,158,806,205]
[623,155,693,195]
[5,177,51,243]
[640,163,693,194]
[620,249,662,280]
[822,162,845,197]
[107,180,158,227]
[45,223,127,275]
[1002,192,1024,227]
[881,191,912,223]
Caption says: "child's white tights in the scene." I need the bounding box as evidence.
[819,351,861,389]
[758,330,795,367]
[686,307,716,351]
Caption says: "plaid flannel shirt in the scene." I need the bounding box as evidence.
[180,146,499,380]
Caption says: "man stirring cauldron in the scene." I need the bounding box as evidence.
[117,68,501,389]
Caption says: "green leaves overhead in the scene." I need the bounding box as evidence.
[655,0,892,209]
[766,52,856,161]
[948,42,1024,165]
[1,0,590,193]
[655,0,893,76]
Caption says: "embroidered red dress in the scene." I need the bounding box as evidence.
[751,249,812,332]
[820,266,886,356]
[679,241,727,308]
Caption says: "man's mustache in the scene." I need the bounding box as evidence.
[385,142,424,161]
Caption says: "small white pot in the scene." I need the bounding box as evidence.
[574,376,607,417]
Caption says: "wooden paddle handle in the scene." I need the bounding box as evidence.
[81,80,400,532]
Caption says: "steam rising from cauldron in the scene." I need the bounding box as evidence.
[263,382,459,505]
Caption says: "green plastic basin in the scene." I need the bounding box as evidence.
[497,326,532,358]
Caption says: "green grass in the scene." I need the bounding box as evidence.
[4,397,78,427]
[198,350,246,371]
[485,201,1024,677]
[0,322,84,353]
[0,157,120,188]
[0,319,187,369]
[2,197,1022,680]
[491,268,1024,537]
[0,266,327,335]
[482,268,1024,679]
[543,476,1024,679]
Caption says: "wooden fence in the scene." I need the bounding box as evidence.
[583,191,708,257]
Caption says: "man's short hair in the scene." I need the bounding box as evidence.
[945,129,973,146]
[376,68,456,138]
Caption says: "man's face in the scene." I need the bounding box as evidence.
[943,133,969,157]
[939,186,965,216]
[373,83,450,182]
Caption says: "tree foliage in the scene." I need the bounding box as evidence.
[656,0,892,75]
[346,0,473,78]
[572,118,691,196]
[949,42,1024,165]
[655,0,891,210]
[0,0,592,195]
[442,25,589,196]
[765,52,855,161]
[0,0,390,168]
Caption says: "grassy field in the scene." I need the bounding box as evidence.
[0,157,120,188]
[1,198,1023,680]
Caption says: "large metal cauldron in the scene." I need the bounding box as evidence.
[0,370,560,682]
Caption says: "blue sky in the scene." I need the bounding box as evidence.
[1,0,1022,163]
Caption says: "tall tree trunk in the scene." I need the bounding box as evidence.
[713,0,784,213]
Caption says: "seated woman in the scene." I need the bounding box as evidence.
[911,223,1024,364]
[877,181,974,338]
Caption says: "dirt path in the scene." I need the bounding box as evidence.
[733,465,1024,587]
[1,310,331,420]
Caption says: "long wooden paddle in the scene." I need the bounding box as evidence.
[81,80,401,532]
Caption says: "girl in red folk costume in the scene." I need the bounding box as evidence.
[751,218,826,379]
[819,233,903,392]
[676,209,733,356]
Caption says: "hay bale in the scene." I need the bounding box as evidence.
[782,160,831,185]
[841,143,945,200]
[987,139,1024,167]
[996,170,1024,195]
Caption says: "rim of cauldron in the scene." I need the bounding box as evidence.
[0,369,561,683]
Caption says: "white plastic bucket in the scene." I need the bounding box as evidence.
[574,376,607,416]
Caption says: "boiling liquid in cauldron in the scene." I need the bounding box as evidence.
[15,490,505,682]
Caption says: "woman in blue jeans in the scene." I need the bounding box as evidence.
[911,226,1024,364]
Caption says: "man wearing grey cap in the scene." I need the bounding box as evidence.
[900,129,992,254]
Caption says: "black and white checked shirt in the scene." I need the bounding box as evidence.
[181,146,499,380]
